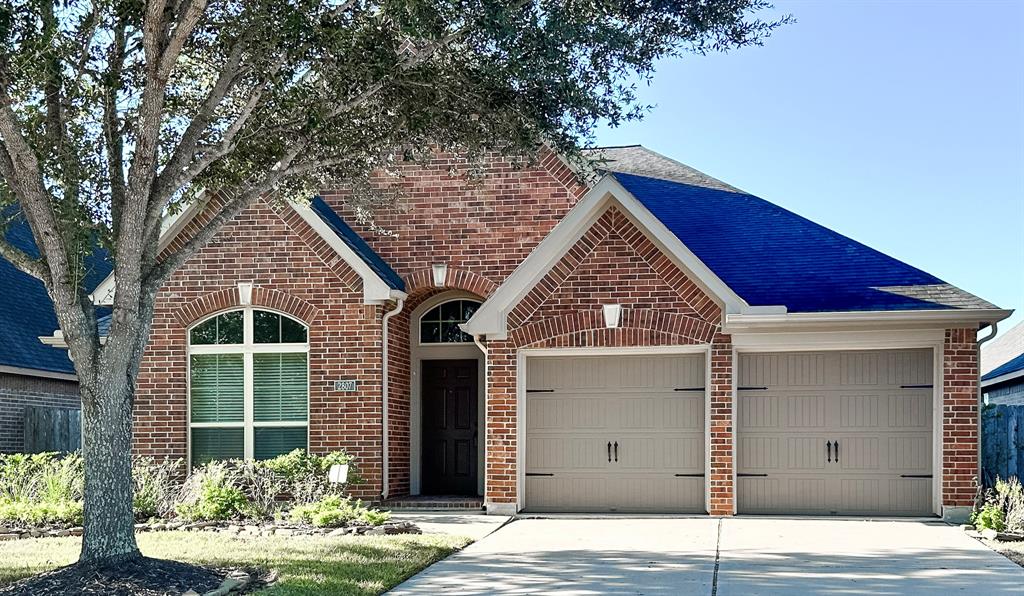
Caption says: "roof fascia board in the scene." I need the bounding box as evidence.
[463,175,753,339]
[0,364,77,382]
[724,308,1014,333]
[982,368,1024,388]
[288,200,395,304]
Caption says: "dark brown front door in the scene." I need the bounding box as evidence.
[421,359,478,495]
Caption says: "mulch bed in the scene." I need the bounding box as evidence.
[0,557,249,596]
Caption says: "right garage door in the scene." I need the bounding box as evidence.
[737,349,934,516]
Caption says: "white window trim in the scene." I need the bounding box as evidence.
[417,298,483,347]
[187,307,311,463]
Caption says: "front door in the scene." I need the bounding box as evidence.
[421,359,479,495]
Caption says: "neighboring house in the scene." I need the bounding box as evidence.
[0,214,110,453]
[982,322,1024,405]
[33,145,1011,522]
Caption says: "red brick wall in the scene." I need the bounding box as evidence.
[942,327,979,508]
[324,149,588,499]
[483,203,724,508]
[134,198,385,500]
[322,148,588,287]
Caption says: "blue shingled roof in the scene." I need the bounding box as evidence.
[0,211,112,375]
[983,353,1024,382]
[308,197,405,292]
[614,172,992,313]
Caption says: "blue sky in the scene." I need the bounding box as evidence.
[594,0,1024,335]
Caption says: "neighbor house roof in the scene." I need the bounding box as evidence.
[982,321,1024,376]
[983,352,1024,386]
[309,197,405,292]
[0,212,111,377]
[611,170,995,313]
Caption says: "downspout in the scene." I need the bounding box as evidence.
[381,298,405,503]
[472,334,489,507]
[976,322,999,495]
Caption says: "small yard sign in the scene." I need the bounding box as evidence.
[334,379,358,392]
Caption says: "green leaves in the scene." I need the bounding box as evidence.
[0,0,787,292]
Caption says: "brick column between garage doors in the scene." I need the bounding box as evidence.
[708,333,734,515]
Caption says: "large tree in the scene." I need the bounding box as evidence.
[0,0,785,569]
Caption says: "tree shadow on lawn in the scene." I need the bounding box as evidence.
[0,532,469,596]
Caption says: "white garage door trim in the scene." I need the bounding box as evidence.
[515,345,711,513]
[733,330,945,517]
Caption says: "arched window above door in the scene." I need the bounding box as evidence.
[419,299,481,344]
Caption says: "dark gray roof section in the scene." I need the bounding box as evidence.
[584,145,743,193]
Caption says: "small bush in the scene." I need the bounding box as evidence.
[289,495,389,528]
[0,499,83,527]
[175,463,249,522]
[132,456,181,520]
[235,459,289,519]
[262,449,356,505]
[974,476,1024,534]
[973,503,1006,531]
[0,452,83,503]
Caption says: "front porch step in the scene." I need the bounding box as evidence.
[383,496,485,511]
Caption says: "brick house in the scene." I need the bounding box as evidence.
[40,145,1011,521]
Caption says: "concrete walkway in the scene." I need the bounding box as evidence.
[388,511,510,541]
[390,517,1024,595]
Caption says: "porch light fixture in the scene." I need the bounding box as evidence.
[603,304,622,329]
[237,282,253,305]
[432,263,448,287]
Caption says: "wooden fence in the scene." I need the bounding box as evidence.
[23,406,81,453]
[982,404,1024,487]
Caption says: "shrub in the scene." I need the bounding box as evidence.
[0,499,83,527]
[262,449,356,505]
[0,452,83,503]
[235,459,289,519]
[175,462,249,522]
[288,495,389,528]
[973,503,1006,531]
[132,456,182,520]
[974,476,1024,534]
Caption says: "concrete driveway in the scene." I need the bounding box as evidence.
[390,517,1024,595]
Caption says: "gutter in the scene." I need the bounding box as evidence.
[976,322,999,495]
[380,298,404,502]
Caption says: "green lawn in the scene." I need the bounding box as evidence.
[0,531,471,595]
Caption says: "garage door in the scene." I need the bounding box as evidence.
[524,354,706,512]
[737,349,934,516]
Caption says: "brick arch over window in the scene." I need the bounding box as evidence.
[510,308,718,348]
[403,267,498,299]
[174,286,320,327]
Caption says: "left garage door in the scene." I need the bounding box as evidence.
[524,354,706,513]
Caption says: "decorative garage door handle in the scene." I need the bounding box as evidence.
[834,440,839,463]
[826,440,832,463]
[614,441,618,462]
[607,441,612,462]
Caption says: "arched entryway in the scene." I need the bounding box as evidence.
[409,291,486,496]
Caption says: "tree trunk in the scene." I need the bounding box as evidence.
[78,376,141,565]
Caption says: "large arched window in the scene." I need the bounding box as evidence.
[419,299,481,344]
[188,308,309,466]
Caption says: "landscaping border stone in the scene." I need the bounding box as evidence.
[0,519,420,542]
